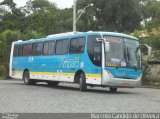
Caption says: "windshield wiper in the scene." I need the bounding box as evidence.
[124,47,131,67]
[126,48,130,61]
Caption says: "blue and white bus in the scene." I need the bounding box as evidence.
[10,31,142,92]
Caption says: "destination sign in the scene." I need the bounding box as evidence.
[104,37,122,42]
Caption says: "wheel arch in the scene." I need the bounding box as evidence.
[74,70,86,83]
[23,69,29,77]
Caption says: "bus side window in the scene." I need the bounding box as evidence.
[18,45,23,56]
[93,42,102,66]
[56,39,70,55]
[13,45,19,57]
[69,37,85,54]
[32,42,43,56]
[87,35,102,67]
[43,42,49,55]
[43,41,56,55]
[22,44,32,56]
[48,41,56,55]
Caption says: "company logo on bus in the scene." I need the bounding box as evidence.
[59,57,80,69]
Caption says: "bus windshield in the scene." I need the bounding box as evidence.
[104,36,141,69]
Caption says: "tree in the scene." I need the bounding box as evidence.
[0,0,16,9]
[57,8,73,32]
[0,0,26,32]
[23,0,60,34]
[141,0,160,31]
[76,0,142,32]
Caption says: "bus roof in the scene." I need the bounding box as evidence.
[14,31,138,44]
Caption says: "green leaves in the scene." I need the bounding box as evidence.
[76,0,142,32]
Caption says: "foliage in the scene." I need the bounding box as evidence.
[141,0,160,31]
[0,30,45,78]
[76,0,142,32]
[23,0,60,34]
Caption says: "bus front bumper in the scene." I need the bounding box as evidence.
[102,74,142,88]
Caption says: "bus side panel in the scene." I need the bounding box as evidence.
[41,55,62,81]
[40,55,57,81]
[29,56,43,80]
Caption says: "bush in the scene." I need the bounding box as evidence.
[141,61,150,85]
[0,64,9,79]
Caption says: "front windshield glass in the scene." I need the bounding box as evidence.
[104,37,124,67]
[124,38,141,69]
[104,36,141,69]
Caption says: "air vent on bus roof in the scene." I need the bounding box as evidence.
[47,32,82,38]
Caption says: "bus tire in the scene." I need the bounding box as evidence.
[23,71,36,85]
[79,73,87,92]
[109,87,117,93]
[47,81,59,87]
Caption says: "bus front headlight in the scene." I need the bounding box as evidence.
[105,70,114,78]
[137,73,142,80]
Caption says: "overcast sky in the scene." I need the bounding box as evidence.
[0,0,74,9]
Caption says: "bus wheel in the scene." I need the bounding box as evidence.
[23,71,36,85]
[79,73,87,92]
[109,87,117,93]
[47,81,59,87]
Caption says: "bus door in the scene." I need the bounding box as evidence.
[91,42,102,85]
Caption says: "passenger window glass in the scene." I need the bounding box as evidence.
[69,37,85,54]
[32,42,42,56]
[56,39,69,55]
[43,41,55,55]
[48,41,55,55]
[13,45,19,57]
[18,45,23,56]
[23,44,31,56]
[56,40,62,55]
[87,35,102,66]
[43,42,49,55]
[61,39,70,54]
[93,42,102,66]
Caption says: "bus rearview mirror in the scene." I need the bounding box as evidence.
[140,44,152,57]
[148,47,152,57]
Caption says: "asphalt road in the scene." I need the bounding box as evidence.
[0,79,160,113]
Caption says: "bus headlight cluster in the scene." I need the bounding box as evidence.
[105,70,114,78]
[137,73,142,80]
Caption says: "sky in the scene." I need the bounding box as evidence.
[0,0,74,9]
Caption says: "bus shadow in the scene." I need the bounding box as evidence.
[36,83,140,95]
[11,81,140,95]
